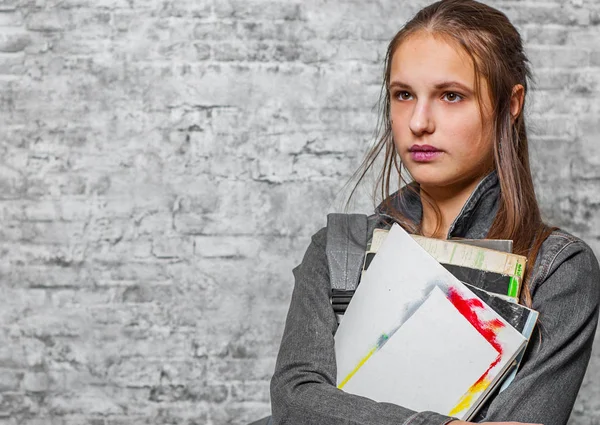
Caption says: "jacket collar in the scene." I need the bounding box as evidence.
[376,170,500,239]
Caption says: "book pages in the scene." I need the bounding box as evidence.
[335,224,526,419]
[343,286,499,413]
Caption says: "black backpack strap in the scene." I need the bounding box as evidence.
[326,213,369,291]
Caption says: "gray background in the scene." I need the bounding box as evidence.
[1,0,599,424]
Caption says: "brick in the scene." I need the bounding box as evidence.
[530,91,600,115]
[117,283,168,304]
[15,419,60,425]
[290,153,361,181]
[90,262,170,285]
[149,1,212,18]
[193,21,236,40]
[591,50,600,67]
[47,365,105,392]
[0,163,26,199]
[209,402,272,425]
[47,390,124,416]
[151,236,194,259]
[303,3,401,41]
[230,381,270,403]
[214,0,304,20]
[89,239,155,263]
[25,11,68,32]
[111,18,204,62]
[528,113,579,139]
[0,31,30,53]
[164,140,204,171]
[524,25,569,45]
[0,0,17,11]
[0,369,23,392]
[0,221,30,243]
[575,204,600,238]
[18,311,88,339]
[212,40,305,63]
[0,392,41,417]
[334,39,384,63]
[21,200,62,221]
[250,155,294,184]
[207,358,275,383]
[48,287,121,308]
[22,372,49,392]
[123,404,209,424]
[0,289,46,321]
[527,45,589,69]
[105,360,162,388]
[5,242,86,269]
[591,9,600,26]
[173,180,335,237]
[563,26,600,49]
[0,338,46,369]
[237,19,316,42]
[528,138,572,184]
[564,69,600,94]
[95,330,195,360]
[104,416,173,425]
[33,0,126,7]
[194,235,264,258]
[573,184,600,235]
[576,115,600,168]
[148,383,228,403]
[216,309,290,359]
[84,301,183,331]
[0,11,22,26]
[195,19,315,42]
[7,261,94,293]
[502,3,589,26]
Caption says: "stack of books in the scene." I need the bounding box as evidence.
[332,224,538,420]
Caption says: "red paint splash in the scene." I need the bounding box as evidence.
[446,286,505,384]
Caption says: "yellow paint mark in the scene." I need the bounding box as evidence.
[449,378,491,416]
[338,347,377,389]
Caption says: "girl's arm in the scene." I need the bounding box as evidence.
[270,227,454,425]
[270,228,599,425]
[472,235,600,425]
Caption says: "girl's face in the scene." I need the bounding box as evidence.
[389,32,495,194]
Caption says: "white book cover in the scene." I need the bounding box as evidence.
[335,224,526,419]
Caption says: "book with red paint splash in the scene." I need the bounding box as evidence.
[335,223,526,420]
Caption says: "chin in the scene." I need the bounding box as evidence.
[405,168,452,188]
[411,170,491,196]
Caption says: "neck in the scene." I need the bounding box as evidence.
[419,176,486,239]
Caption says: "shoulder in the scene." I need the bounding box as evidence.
[531,228,600,300]
[309,226,328,248]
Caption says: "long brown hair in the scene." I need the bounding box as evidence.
[349,0,556,307]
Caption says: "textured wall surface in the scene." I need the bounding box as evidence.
[0,0,599,424]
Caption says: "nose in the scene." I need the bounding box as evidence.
[409,100,435,136]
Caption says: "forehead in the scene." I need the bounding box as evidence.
[390,32,475,87]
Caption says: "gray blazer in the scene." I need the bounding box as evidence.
[270,172,600,425]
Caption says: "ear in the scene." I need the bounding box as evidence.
[510,84,525,123]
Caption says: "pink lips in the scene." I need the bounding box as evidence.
[408,144,443,162]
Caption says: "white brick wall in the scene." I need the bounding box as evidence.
[0,0,599,423]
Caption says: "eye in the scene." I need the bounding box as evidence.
[443,92,463,103]
[395,91,413,101]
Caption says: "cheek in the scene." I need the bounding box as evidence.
[446,116,487,149]
[449,113,481,135]
[390,108,411,134]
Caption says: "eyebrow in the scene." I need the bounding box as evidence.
[389,80,474,94]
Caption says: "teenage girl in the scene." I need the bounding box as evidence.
[269,1,600,424]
